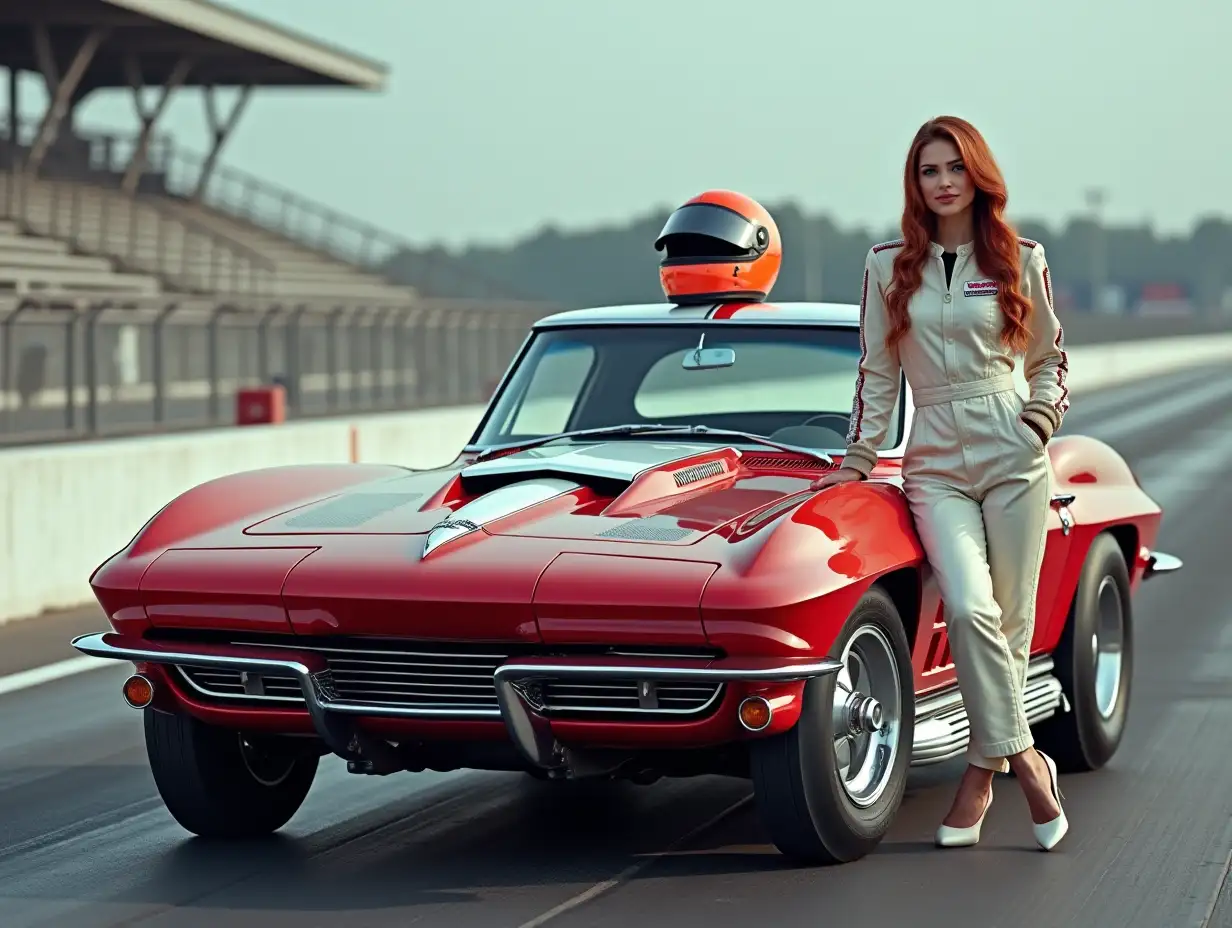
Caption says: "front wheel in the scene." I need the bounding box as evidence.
[749,586,914,865]
[145,709,319,838]
[1034,532,1133,772]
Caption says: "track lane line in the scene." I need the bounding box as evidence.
[0,655,116,697]
[516,795,754,928]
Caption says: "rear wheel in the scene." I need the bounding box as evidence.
[145,709,319,838]
[750,586,914,865]
[1034,532,1133,772]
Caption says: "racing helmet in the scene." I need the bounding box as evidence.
[654,190,781,304]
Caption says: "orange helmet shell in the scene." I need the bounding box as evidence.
[654,190,781,304]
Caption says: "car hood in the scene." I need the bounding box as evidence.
[243,440,814,552]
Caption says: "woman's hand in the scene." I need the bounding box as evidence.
[810,467,865,491]
[1020,415,1048,445]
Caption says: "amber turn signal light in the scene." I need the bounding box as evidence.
[738,695,772,731]
[122,674,154,709]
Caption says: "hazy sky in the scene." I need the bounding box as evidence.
[47,0,1231,250]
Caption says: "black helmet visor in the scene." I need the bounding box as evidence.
[653,203,763,254]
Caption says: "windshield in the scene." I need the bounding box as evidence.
[473,323,904,452]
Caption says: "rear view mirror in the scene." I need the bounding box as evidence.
[682,333,736,370]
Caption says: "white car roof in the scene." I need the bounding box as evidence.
[534,301,861,328]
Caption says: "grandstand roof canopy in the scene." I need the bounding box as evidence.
[0,0,388,91]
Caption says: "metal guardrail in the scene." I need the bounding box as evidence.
[0,296,547,445]
[6,293,1231,448]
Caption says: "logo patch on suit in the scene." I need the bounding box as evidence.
[963,279,998,297]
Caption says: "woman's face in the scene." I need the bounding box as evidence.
[917,138,974,217]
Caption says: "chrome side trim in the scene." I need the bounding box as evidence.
[1144,550,1183,580]
[492,656,844,770]
[910,656,1065,767]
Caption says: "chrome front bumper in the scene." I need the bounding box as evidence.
[72,632,843,769]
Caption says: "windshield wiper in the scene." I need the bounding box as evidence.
[474,423,835,468]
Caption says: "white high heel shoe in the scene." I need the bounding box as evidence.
[1032,751,1068,851]
[935,790,993,848]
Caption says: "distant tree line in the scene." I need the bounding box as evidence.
[381,202,1232,315]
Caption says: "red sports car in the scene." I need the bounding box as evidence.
[74,299,1181,864]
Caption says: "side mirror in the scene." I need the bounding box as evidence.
[682,333,736,370]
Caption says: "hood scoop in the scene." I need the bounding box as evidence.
[422,477,582,557]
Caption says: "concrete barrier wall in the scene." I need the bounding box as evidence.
[3,331,1231,626]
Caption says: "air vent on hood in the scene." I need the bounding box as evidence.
[742,454,818,470]
[671,459,727,487]
[598,516,692,542]
[283,492,424,529]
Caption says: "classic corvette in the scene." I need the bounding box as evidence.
[73,299,1181,864]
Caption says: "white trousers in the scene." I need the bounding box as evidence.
[903,374,1053,773]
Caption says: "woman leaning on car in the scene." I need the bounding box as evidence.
[813,115,1070,851]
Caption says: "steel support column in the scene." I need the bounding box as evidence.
[121,55,193,194]
[25,25,108,180]
[191,84,252,201]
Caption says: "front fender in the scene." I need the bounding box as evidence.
[701,480,923,656]
[90,463,411,631]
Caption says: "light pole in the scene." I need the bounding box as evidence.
[803,217,823,302]
[1085,188,1106,313]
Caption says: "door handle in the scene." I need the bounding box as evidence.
[1050,493,1075,535]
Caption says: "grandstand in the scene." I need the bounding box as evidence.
[0,0,420,304]
[0,0,551,444]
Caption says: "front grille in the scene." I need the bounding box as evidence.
[165,636,727,721]
[538,680,723,716]
[178,666,302,701]
[176,639,508,712]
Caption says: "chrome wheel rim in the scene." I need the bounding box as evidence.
[1093,576,1126,719]
[239,735,297,787]
[831,624,901,808]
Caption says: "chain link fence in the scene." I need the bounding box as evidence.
[0,295,549,445]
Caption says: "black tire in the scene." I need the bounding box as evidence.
[749,586,914,865]
[1033,532,1133,773]
[144,709,319,838]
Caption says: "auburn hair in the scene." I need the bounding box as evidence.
[883,116,1033,354]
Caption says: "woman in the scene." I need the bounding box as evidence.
[814,115,1069,851]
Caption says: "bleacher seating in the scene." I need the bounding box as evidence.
[0,176,414,305]
[0,215,162,297]
[160,195,416,304]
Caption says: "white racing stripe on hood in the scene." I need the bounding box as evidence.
[422,477,581,558]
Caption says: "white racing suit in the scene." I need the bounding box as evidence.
[842,238,1069,773]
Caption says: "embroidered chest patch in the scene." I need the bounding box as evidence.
[963,279,999,297]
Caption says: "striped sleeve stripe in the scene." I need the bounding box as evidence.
[846,267,870,445]
[1042,266,1069,416]
[1053,327,1070,416]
